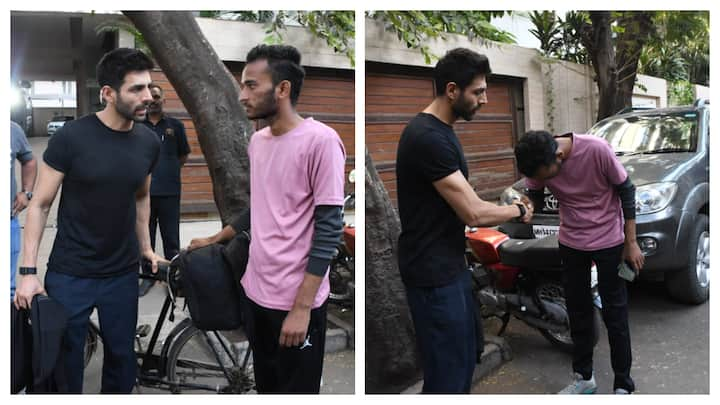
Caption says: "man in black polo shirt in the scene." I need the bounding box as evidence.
[395,48,532,393]
[14,48,165,393]
[139,84,190,295]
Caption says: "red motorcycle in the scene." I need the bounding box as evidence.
[466,227,602,352]
[329,191,355,307]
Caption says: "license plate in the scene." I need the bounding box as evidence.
[532,225,559,238]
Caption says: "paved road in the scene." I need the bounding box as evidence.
[471,280,709,394]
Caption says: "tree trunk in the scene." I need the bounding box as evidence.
[364,148,421,393]
[614,12,654,111]
[123,11,251,224]
[585,11,618,122]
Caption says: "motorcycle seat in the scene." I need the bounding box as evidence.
[498,234,563,269]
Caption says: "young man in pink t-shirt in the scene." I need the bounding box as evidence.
[188,45,346,393]
[515,130,644,394]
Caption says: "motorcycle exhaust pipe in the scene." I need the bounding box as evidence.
[508,295,569,332]
[477,289,569,332]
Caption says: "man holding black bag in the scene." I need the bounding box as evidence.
[14,48,166,394]
[188,44,345,394]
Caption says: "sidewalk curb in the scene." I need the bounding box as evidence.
[400,335,513,394]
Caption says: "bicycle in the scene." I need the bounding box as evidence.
[83,259,254,394]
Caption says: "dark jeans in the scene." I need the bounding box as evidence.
[149,195,181,259]
[405,270,477,394]
[559,242,635,392]
[44,270,139,393]
[242,297,328,393]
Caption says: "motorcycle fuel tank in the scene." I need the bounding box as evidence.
[466,228,510,264]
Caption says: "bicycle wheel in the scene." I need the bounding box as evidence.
[165,323,253,394]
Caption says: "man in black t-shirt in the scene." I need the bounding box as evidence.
[139,84,191,295]
[14,48,165,394]
[395,48,533,393]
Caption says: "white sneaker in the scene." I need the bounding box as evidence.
[614,388,631,394]
[558,372,597,394]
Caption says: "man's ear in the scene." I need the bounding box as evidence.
[277,80,292,101]
[100,85,115,105]
[445,82,459,101]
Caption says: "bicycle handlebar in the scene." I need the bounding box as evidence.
[140,260,172,282]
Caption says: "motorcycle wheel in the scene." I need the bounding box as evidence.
[329,255,354,305]
[535,282,601,353]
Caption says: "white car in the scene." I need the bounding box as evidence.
[47,116,73,136]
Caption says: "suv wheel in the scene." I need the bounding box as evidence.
[665,213,709,304]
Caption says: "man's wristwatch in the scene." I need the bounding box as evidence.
[515,203,526,220]
[23,190,32,200]
[19,267,37,275]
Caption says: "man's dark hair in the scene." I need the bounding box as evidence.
[246,44,306,106]
[433,48,492,96]
[96,48,154,91]
[514,130,559,178]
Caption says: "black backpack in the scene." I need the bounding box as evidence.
[176,231,250,331]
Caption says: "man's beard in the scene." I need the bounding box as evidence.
[115,94,147,122]
[451,95,479,121]
[247,88,279,120]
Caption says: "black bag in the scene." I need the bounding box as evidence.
[11,295,69,394]
[221,229,251,289]
[177,244,244,331]
[11,303,32,394]
[30,295,69,393]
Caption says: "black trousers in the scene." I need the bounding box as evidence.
[559,242,635,392]
[149,195,181,259]
[242,298,328,393]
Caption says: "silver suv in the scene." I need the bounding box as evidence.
[500,99,709,304]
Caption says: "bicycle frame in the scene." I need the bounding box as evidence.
[86,267,250,393]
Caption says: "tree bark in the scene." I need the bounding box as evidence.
[585,11,618,122]
[614,12,654,111]
[364,148,421,393]
[124,11,251,224]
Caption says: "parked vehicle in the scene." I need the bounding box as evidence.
[329,185,356,307]
[466,227,602,352]
[329,225,355,307]
[47,116,74,136]
[84,260,254,394]
[499,99,710,304]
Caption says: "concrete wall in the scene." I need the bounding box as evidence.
[366,18,670,136]
[542,58,596,133]
[634,74,667,108]
[694,84,710,101]
[195,18,353,69]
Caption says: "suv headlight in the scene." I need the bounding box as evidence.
[499,186,523,206]
[636,182,678,215]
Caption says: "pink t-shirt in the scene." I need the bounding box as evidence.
[526,134,628,251]
[241,118,346,311]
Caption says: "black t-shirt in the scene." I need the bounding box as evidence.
[44,114,160,277]
[396,113,469,287]
[141,115,191,196]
